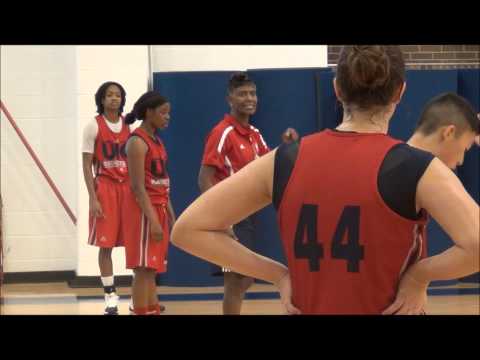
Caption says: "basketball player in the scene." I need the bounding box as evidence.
[406,95,479,287]
[408,94,479,171]
[122,91,175,315]
[82,81,129,315]
[198,72,299,315]
[172,46,479,315]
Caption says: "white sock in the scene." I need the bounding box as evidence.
[101,276,114,288]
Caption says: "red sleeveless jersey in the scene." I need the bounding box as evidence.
[130,128,170,205]
[93,115,130,182]
[278,129,427,314]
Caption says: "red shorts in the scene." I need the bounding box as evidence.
[122,193,170,273]
[88,176,128,248]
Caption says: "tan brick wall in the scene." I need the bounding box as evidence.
[327,45,480,69]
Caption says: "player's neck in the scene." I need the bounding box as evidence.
[407,133,436,153]
[140,122,156,139]
[337,111,390,134]
[230,111,250,127]
[103,110,120,123]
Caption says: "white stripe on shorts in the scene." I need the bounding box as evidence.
[144,216,150,267]
[88,217,97,245]
[139,213,145,267]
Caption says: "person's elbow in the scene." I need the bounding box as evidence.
[468,235,480,265]
[170,217,189,249]
[82,155,92,170]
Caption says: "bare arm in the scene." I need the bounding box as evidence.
[172,150,288,285]
[82,153,103,218]
[82,153,97,200]
[126,137,161,228]
[384,157,479,315]
[198,165,217,194]
[409,158,479,283]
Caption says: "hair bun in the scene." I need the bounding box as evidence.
[348,45,391,90]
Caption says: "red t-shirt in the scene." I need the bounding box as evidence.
[278,129,428,314]
[129,128,170,205]
[202,114,270,183]
[93,115,130,182]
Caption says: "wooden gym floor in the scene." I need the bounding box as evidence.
[1,282,478,315]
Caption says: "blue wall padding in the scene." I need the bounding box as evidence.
[247,68,325,143]
[315,69,342,130]
[152,68,479,286]
[153,71,237,286]
[246,68,331,270]
[389,70,458,141]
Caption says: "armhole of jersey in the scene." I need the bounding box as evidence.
[377,143,435,221]
[273,140,300,211]
[129,134,150,154]
[94,116,100,139]
[93,136,98,158]
[155,135,167,159]
[84,117,99,155]
[90,119,100,176]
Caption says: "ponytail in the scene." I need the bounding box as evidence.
[124,111,137,125]
[124,91,168,124]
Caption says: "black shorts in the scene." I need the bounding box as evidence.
[211,214,257,277]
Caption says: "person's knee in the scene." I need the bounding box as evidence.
[99,247,113,257]
[133,267,146,278]
[134,267,155,279]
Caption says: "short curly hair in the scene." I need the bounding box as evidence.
[95,81,126,114]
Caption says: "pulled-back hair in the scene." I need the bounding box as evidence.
[124,91,169,125]
[336,45,405,111]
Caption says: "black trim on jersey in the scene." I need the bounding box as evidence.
[272,132,435,220]
[378,143,434,220]
[130,131,163,150]
[273,141,300,210]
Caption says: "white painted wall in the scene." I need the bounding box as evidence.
[151,45,328,72]
[76,46,148,277]
[1,45,148,276]
[1,45,78,272]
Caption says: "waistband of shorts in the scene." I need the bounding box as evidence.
[151,200,168,208]
[95,174,128,185]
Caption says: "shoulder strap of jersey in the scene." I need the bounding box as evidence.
[130,128,151,152]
